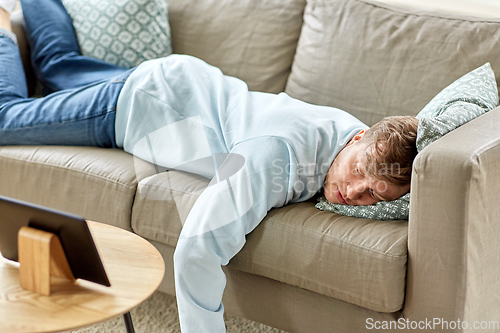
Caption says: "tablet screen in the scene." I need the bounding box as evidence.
[0,195,110,287]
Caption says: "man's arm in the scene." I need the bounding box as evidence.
[172,136,295,333]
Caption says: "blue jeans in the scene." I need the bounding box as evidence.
[0,0,134,147]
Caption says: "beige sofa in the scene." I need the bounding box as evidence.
[2,0,500,332]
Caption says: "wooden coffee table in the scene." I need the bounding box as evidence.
[0,221,165,333]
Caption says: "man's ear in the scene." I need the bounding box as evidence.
[348,130,366,145]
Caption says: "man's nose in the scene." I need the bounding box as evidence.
[346,181,367,200]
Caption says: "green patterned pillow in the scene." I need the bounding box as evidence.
[416,63,498,152]
[316,193,410,221]
[62,0,172,69]
[316,63,499,220]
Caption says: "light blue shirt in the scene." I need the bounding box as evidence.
[115,54,368,332]
[116,54,368,205]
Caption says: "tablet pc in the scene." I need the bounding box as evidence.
[0,195,110,287]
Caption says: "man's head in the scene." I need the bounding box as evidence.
[324,116,419,205]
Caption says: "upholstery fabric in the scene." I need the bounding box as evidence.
[286,0,500,126]
[405,106,500,325]
[0,146,155,231]
[167,0,306,93]
[151,240,403,333]
[61,0,172,68]
[132,171,409,312]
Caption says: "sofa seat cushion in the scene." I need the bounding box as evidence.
[132,171,408,312]
[0,146,155,231]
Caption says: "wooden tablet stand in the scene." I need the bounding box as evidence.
[18,226,76,296]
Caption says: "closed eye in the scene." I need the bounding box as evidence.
[355,163,364,177]
[369,188,376,200]
[358,163,381,201]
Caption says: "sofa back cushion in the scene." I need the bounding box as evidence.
[285,0,500,125]
[167,0,306,93]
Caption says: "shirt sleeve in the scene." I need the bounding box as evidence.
[179,135,296,253]
[173,137,297,332]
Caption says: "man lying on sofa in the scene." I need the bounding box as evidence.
[0,1,418,332]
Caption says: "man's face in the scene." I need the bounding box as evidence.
[324,130,410,206]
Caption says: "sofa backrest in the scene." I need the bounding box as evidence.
[285,0,500,125]
[168,0,500,126]
[167,0,306,94]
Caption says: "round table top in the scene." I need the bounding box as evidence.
[0,221,165,333]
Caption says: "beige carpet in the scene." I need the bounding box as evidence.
[69,291,287,333]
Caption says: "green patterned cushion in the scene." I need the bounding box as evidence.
[416,103,485,152]
[316,63,499,220]
[316,193,410,221]
[62,0,172,69]
[416,63,498,152]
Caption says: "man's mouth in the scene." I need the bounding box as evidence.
[336,190,347,205]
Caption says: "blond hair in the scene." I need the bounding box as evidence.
[361,116,419,187]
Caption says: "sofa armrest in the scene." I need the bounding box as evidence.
[404,106,500,329]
